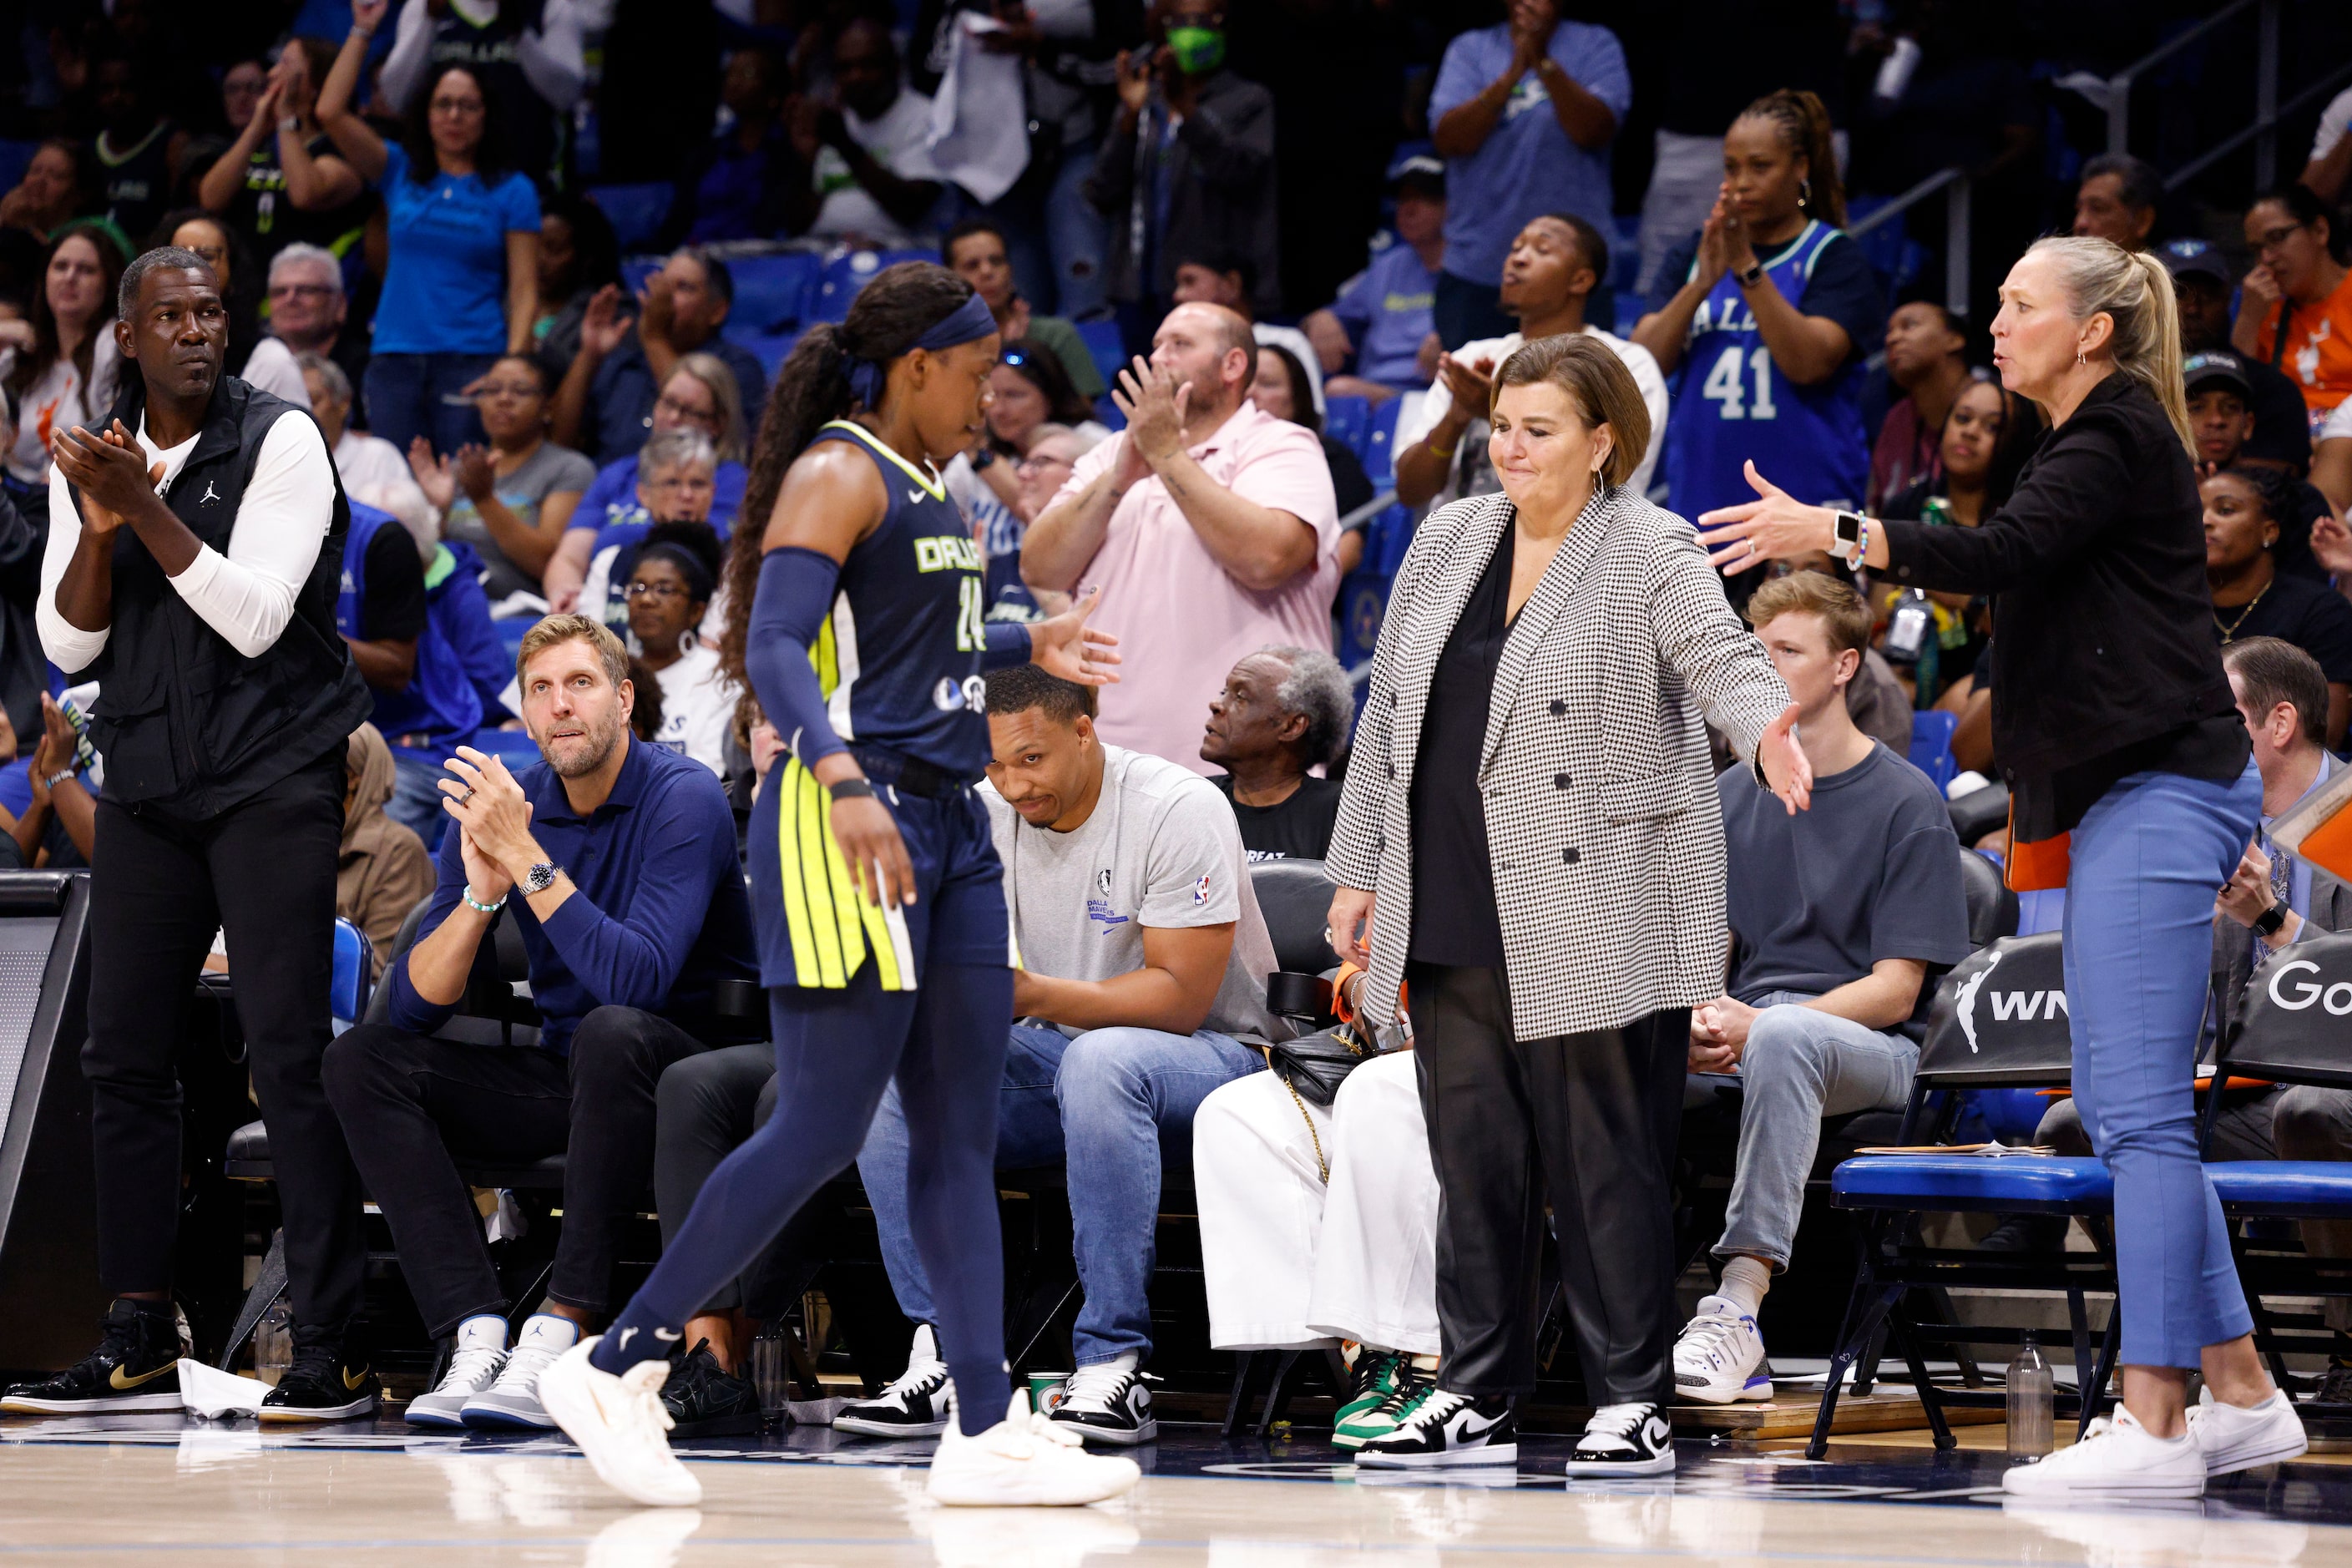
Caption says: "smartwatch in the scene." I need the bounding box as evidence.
[1833,509,1867,567]
[1735,260,1767,288]
[829,777,878,802]
[2254,904,2289,938]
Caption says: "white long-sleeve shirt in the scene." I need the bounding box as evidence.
[39,409,337,672]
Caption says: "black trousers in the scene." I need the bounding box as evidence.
[653,1040,816,1319]
[1408,962,1690,1405]
[321,1004,717,1337]
[83,750,361,1333]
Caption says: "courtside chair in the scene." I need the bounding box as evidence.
[1909,710,1959,793]
[1322,396,1371,463]
[2202,931,2352,1398]
[1806,931,2125,1459]
[330,917,372,1034]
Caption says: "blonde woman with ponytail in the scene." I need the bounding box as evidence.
[1631,89,1884,522]
[1701,234,2308,1497]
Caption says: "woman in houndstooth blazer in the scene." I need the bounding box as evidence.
[1323,333,1809,1473]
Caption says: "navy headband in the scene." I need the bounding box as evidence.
[845,292,999,408]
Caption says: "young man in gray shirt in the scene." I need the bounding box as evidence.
[1673,572,1970,1408]
[842,665,1278,1446]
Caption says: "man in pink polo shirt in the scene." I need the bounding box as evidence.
[1024,302,1340,772]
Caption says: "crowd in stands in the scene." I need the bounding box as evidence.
[4,0,2352,1455]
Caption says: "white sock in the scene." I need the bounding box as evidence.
[455,1313,508,1354]
[517,1313,579,1351]
[1717,1257,1773,1318]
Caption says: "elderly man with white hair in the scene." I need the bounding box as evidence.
[1199,644,1353,862]
[269,243,369,406]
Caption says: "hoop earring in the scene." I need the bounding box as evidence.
[2076,351,2086,368]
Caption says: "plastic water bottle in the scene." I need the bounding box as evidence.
[2006,1331,2054,1458]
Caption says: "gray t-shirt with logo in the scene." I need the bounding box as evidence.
[983,745,1282,1041]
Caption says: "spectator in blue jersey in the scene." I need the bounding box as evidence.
[1302,157,1447,405]
[335,499,514,847]
[317,0,542,458]
[1632,89,1884,537]
[1427,0,1631,350]
[542,356,750,615]
[325,615,760,1435]
[549,248,770,468]
[574,431,726,636]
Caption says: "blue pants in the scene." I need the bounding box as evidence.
[598,787,1015,1434]
[387,746,451,852]
[858,1021,1260,1368]
[2063,762,2263,1369]
[363,352,495,459]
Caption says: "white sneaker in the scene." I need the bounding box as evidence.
[2188,1386,2309,1475]
[462,1314,576,1429]
[538,1337,701,1508]
[833,1324,953,1439]
[2000,1406,2206,1499]
[1560,1401,1676,1476]
[927,1391,1143,1506]
[1046,1353,1157,1446]
[1672,1296,1773,1405]
[407,1331,508,1429]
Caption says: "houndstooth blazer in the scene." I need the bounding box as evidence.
[1326,484,1791,1044]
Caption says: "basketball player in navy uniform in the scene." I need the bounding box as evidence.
[537,264,1141,1508]
[1631,90,1885,558]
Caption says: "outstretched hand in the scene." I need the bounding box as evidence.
[1026,584,1121,686]
[1697,461,1839,574]
[1758,702,1813,816]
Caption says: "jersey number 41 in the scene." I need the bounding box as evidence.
[1701,346,1781,422]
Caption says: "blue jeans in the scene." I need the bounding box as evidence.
[858,1020,1262,1366]
[364,352,495,458]
[387,745,452,852]
[2064,762,2263,1369]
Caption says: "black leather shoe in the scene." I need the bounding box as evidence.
[660,1340,765,1437]
[0,1299,182,1414]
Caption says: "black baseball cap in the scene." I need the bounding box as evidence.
[2158,238,2232,288]
[2183,351,2252,396]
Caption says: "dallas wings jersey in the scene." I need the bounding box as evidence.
[756,418,994,994]
[1663,219,1870,518]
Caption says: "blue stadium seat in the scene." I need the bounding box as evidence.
[1094,393,1126,432]
[1323,395,1371,462]
[1833,1153,2111,1212]
[727,251,823,331]
[585,184,675,253]
[1360,397,1405,489]
[496,617,532,663]
[722,322,801,382]
[806,248,941,324]
[1075,319,1126,388]
[1908,709,1957,791]
[621,256,661,295]
[331,918,372,1029]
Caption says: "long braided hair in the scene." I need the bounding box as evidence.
[1734,89,1847,229]
[716,262,979,693]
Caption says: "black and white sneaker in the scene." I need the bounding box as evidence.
[259,1335,381,1424]
[834,1324,953,1439]
[0,1299,184,1414]
[1353,1388,1516,1469]
[1560,1401,1676,1475]
[1048,1354,1159,1446]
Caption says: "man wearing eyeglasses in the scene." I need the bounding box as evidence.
[267,244,370,422]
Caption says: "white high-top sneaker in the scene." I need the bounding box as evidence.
[834,1324,953,1438]
[407,1315,509,1428]
[927,1392,1143,1506]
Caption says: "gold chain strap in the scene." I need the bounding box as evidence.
[1259,1046,1330,1184]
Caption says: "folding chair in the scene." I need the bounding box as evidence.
[2203,931,2352,1395]
[1806,932,2122,1457]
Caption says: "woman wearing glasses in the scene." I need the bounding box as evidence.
[944,344,1108,620]
[2235,185,2352,433]
[624,523,738,775]
[317,0,541,456]
[406,354,594,604]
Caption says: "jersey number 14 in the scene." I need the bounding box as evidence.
[1701,346,1780,422]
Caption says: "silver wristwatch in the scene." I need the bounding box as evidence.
[520,862,560,896]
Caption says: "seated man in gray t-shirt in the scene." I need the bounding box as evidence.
[1673,573,1970,1407]
[845,665,1278,1447]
